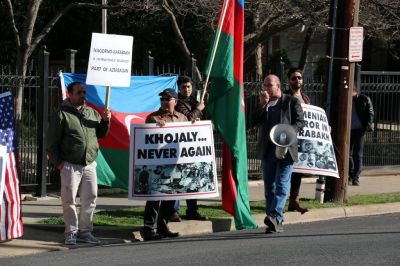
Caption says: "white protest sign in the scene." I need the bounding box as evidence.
[128,121,219,201]
[86,33,133,87]
[294,104,339,178]
[0,145,8,205]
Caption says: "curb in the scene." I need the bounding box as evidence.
[24,202,400,237]
[2,202,400,259]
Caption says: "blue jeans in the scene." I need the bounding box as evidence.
[262,151,293,224]
[174,200,198,213]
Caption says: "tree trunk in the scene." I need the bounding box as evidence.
[298,24,315,71]
[162,0,202,81]
[253,9,263,79]
[15,46,30,121]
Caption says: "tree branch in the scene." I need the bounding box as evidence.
[4,0,21,47]
[161,0,202,81]
[30,2,125,56]
[244,18,304,63]
[21,0,43,54]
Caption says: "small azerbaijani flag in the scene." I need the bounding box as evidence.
[0,91,23,240]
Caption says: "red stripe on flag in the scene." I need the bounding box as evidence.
[87,104,150,150]
[10,153,23,237]
[219,0,235,36]
[0,152,23,240]
[233,1,244,86]
[221,143,237,216]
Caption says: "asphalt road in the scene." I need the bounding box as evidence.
[2,214,400,266]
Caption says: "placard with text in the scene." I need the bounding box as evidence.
[86,33,133,87]
[293,104,339,178]
[128,121,219,200]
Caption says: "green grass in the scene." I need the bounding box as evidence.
[38,192,400,227]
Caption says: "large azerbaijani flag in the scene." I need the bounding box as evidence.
[204,0,257,229]
[60,73,178,189]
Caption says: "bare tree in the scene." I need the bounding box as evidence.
[3,0,399,119]
[2,0,137,119]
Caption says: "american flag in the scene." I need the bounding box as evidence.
[0,91,23,240]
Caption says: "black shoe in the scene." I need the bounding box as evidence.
[264,215,277,232]
[264,215,284,233]
[352,179,360,186]
[168,212,182,222]
[157,227,180,238]
[186,211,208,221]
[140,227,163,241]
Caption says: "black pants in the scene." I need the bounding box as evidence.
[144,200,175,230]
[290,172,302,197]
[349,129,366,180]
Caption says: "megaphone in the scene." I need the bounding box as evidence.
[269,124,297,159]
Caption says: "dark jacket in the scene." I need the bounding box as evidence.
[285,89,311,104]
[47,99,110,166]
[252,94,304,162]
[176,93,203,120]
[353,93,374,132]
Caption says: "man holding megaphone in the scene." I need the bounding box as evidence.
[252,74,304,233]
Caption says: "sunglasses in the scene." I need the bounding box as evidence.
[291,76,303,81]
[160,98,173,101]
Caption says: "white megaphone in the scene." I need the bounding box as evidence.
[269,124,297,159]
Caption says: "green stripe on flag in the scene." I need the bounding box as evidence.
[96,148,129,189]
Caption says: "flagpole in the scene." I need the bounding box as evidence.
[102,0,111,110]
[201,0,231,102]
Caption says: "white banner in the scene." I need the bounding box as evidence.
[0,145,7,205]
[128,121,219,200]
[293,104,339,178]
[86,33,133,87]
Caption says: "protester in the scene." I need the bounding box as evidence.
[173,76,207,221]
[285,68,310,214]
[140,88,187,241]
[47,81,111,245]
[252,74,304,233]
[349,85,374,186]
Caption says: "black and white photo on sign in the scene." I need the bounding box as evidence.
[134,162,215,195]
[296,139,337,171]
[129,121,219,200]
[293,104,339,178]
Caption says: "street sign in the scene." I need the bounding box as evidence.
[86,33,133,87]
[348,27,363,62]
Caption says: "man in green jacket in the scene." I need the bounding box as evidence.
[47,81,111,245]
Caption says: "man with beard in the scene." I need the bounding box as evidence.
[285,68,310,214]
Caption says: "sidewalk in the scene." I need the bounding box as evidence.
[1,166,399,258]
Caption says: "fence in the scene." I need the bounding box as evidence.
[1,49,400,194]
[361,71,400,166]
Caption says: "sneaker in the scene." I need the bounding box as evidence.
[65,232,77,245]
[185,211,208,221]
[264,214,284,233]
[77,232,101,244]
[352,179,360,186]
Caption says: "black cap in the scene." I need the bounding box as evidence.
[159,88,177,99]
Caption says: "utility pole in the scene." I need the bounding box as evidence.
[324,0,360,203]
